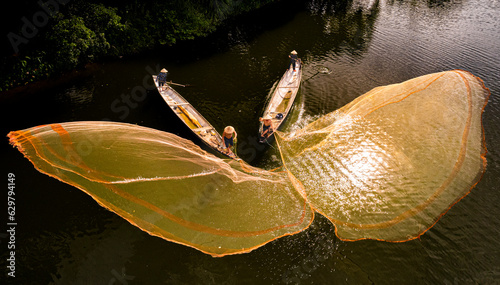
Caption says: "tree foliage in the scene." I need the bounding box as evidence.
[48,16,108,70]
[1,0,274,92]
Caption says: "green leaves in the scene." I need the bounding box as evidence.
[2,0,274,91]
[48,16,105,70]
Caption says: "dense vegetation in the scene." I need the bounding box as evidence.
[2,0,275,92]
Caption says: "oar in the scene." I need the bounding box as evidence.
[264,137,276,150]
[303,71,320,82]
[233,137,238,157]
[168,81,193,87]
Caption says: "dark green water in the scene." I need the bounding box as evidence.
[2,0,500,284]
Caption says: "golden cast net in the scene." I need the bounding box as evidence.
[275,70,489,241]
[8,70,489,256]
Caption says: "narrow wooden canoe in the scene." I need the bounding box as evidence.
[153,76,238,160]
[259,59,302,143]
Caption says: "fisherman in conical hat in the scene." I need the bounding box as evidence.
[259,114,274,140]
[289,50,298,72]
[222,126,237,155]
[157,68,168,88]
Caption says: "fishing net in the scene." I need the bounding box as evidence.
[275,70,489,241]
[9,70,489,256]
[8,122,314,256]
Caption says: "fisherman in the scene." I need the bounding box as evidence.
[157,68,168,89]
[259,114,274,141]
[222,126,237,155]
[289,50,298,72]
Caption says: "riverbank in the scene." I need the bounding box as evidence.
[1,0,282,93]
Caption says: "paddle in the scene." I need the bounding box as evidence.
[233,136,238,157]
[168,81,193,87]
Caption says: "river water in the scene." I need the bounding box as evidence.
[1,0,500,284]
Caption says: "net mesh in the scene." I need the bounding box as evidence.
[8,70,489,255]
[275,70,489,241]
[8,122,314,256]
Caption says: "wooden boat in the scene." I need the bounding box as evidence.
[259,59,302,143]
[153,76,238,160]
